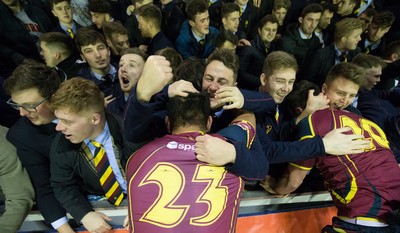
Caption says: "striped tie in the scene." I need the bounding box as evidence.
[91,140,124,206]
[67,28,74,39]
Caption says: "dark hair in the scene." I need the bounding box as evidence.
[284,80,320,118]
[273,0,291,10]
[174,58,205,91]
[75,27,107,53]
[221,3,240,19]
[88,0,111,14]
[167,92,210,131]
[50,0,71,7]
[186,0,209,22]
[207,49,239,82]
[352,53,386,70]
[137,4,162,29]
[215,30,238,49]
[258,14,278,30]
[4,61,62,98]
[102,21,128,40]
[320,1,337,13]
[39,32,74,57]
[120,47,149,61]
[361,7,377,18]
[300,3,323,18]
[382,40,400,60]
[155,47,183,75]
[371,11,395,28]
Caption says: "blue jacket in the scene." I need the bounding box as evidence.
[241,89,327,163]
[175,20,219,59]
[123,87,269,179]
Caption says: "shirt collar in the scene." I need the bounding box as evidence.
[84,122,110,146]
[298,27,312,39]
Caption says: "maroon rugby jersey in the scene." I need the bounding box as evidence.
[126,128,252,233]
[291,109,400,221]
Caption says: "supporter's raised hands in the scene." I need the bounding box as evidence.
[136,55,173,102]
[295,89,329,124]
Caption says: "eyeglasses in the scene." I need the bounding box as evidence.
[7,96,50,113]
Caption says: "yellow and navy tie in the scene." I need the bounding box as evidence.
[67,28,74,39]
[90,140,124,206]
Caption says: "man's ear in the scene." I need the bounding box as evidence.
[54,51,62,60]
[105,13,111,22]
[206,116,212,132]
[298,17,303,24]
[321,83,327,94]
[165,116,171,133]
[295,107,303,116]
[91,112,102,125]
[189,20,195,27]
[260,73,267,86]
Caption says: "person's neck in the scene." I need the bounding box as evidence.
[8,1,21,13]
[314,27,322,33]
[171,126,205,135]
[91,65,111,76]
[60,21,74,29]
[150,29,160,39]
[335,42,348,53]
[89,120,106,140]
[192,29,205,38]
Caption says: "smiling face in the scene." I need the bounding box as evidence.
[260,68,296,104]
[80,41,111,74]
[118,53,145,93]
[189,11,210,37]
[52,1,73,26]
[11,88,55,125]
[259,21,278,43]
[202,60,235,106]
[322,77,359,110]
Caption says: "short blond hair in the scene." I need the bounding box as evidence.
[325,62,366,87]
[262,51,298,78]
[334,18,363,42]
[50,77,105,115]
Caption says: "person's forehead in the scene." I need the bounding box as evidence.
[327,77,359,90]
[11,88,43,103]
[263,21,278,29]
[82,41,106,49]
[120,54,144,64]
[194,11,209,21]
[304,12,321,19]
[204,61,234,81]
[271,68,296,80]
